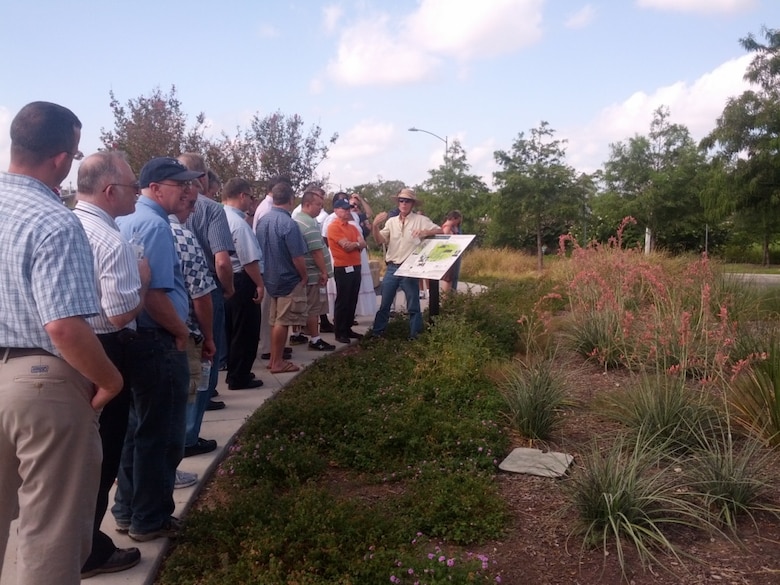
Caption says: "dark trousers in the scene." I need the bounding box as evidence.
[334,266,361,338]
[224,271,260,385]
[82,330,135,573]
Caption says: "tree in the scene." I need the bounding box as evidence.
[491,121,583,269]
[415,140,491,241]
[100,86,207,174]
[701,27,780,265]
[601,106,708,253]
[349,178,407,214]
[247,111,337,192]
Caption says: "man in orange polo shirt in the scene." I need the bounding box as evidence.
[326,198,366,344]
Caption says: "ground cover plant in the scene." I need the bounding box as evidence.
[158,235,780,585]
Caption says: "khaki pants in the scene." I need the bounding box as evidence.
[0,353,100,585]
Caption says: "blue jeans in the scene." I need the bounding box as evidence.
[372,263,423,338]
[112,330,188,534]
[184,287,225,447]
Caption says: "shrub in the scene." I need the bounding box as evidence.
[498,359,566,440]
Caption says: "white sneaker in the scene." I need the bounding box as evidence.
[174,469,198,489]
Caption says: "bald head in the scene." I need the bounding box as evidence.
[77,151,138,218]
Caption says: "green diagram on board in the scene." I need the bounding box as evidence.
[427,243,459,262]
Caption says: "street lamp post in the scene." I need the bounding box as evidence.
[407,126,449,319]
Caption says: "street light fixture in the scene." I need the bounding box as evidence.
[408,127,448,162]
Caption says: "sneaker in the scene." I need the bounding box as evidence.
[174,469,198,489]
[183,437,217,458]
[128,516,182,542]
[115,519,130,534]
[308,338,336,351]
[81,546,141,579]
[289,333,309,345]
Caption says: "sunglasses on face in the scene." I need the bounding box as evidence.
[397,198,414,204]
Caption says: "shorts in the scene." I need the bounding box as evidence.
[306,284,328,317]
[270,282,308,327]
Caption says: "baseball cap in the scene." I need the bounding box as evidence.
[139,157,205,188]
[333,198,351,210]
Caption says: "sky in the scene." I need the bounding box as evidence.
[0,0,777,192]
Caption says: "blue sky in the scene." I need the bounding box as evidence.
[0,0,776,191]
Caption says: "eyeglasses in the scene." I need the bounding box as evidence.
[69,150,84,161]
[397,198,414,204]
[103,182,140,194]
[350,204,359,209]
[157,180,194,190]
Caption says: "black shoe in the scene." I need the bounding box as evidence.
[81,547,141,578]
[228,378,264,390]
[183,437,217,458]
[225,372,256,383]
[335,336,351,344]
[206,399,225,411]
[319,322,334,333]
[347,330,364,339]
[289,333,308,345]
[309,338,336,351]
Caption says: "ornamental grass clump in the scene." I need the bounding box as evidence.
[498,358,566,441]
[565,436,715,580]
[728,336,780,447]
[683,427,777,533]
[597,372,722,456]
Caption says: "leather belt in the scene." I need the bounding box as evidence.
[0,347,53,359]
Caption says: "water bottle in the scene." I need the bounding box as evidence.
[197,360,211,393]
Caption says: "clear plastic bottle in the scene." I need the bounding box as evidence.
[197,360,211,392]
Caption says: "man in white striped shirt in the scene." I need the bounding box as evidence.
[73,151,150,579]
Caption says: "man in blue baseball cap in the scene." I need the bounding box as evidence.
[112,157,203,542]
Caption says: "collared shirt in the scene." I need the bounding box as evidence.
[224,205,263,273]
[185,193,234,276]
[327,218,361,268]
[255,207,307,297]
[0,172,99,354]
[251,194,274,232]
[294,210,333,283]
[73,200,142,334]
[381,212,440,264]
[117,196,188,328]
[169,215,217,337]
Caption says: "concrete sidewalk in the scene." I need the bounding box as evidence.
[1,283,486,585]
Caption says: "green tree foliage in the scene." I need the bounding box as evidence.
[416,140,491,240]
[701,27,780,265]
[100,86,208,174]
[247,111,338,192]
[101,89,336,192]
[491,121,584,269]
[599,106,709,253]
[349,178,407,213]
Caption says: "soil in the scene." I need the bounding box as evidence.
[197,352,780,585]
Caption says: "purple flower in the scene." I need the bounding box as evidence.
[446,558,455,567]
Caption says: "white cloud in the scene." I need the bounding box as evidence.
[407,0,544,60]
[565,4,595,29]
[636,0,757,14]
[327,119,396,161]
[322,4,343,34]
[565,54,752,173]
[325,0,544,86]
[326,15,440,86]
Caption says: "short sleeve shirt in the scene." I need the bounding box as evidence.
[381,212,440,264]
[74,200,142,334]
[0,172,100,354]
[185,194,234,275]
[224,205,263,273]
[294,210,332,283]
[255,207,307,297]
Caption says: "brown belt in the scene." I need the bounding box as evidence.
[0,347,53,360]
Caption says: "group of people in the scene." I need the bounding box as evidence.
[0,100,462,585]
